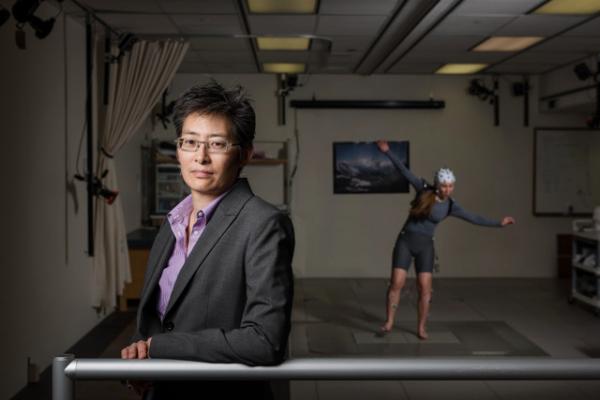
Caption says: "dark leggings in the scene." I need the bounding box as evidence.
[392,231,435,273]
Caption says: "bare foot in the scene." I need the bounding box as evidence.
[381,322,393,333]
[417,328,428,340]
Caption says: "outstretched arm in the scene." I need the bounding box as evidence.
[376,140,424,191]
[450,201,515,227]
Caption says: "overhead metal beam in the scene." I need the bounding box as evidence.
[354,0,456,75]
[290,100,445,109]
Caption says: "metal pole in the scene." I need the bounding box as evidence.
[63,357,600,381]
[595,57,600,127]
[493,76,499,126]
[277,74,286,126]
[53,355,75,400]
[85,12,94,256]
[523,76,529,127]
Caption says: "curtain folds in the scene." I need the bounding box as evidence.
[92,39,189,311]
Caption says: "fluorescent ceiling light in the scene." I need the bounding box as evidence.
[472,36,544,52]
[436,64,488,74]
[533,0,600,15]
[257,37,310,51]
[263,63,306,73]
[248,0,317,14]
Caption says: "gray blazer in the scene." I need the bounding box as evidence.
[133,178,295,367]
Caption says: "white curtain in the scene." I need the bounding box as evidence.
[92,39,189,311]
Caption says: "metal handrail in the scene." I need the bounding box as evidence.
[53,355,600,400]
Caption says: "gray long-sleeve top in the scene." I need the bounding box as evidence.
[385,151,502,237]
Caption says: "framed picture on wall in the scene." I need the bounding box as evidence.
[333,141,410,194]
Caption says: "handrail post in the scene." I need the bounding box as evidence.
[53,354,75,400]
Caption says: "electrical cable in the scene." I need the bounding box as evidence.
[74,118,87,177]
[286,108,301,214]
[289,107,300,183]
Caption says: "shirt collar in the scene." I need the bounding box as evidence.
[167,191,229,227]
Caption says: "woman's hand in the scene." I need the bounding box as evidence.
[376,140,390,153]
[501,216,515,226]
[121,339,151,359]
[121,339,153,396]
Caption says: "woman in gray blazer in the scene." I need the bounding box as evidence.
[121,81,295,399]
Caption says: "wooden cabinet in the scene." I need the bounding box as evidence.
[119,249,150,311]
[119,228,158,311]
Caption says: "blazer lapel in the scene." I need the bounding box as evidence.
[139,224,175,310]
[163,179,254,318]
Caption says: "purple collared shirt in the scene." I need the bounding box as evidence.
[157,193,227,320]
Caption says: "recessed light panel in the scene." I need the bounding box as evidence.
[472,36,544,52]
[257,37,310,51]
[263,63,306,73]
[248,0,317,14]
[534,0,600,15]
[436,64,488,74]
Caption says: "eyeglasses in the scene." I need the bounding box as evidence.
[175,137,240,153]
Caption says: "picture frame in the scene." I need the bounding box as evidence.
[333,141,410,194]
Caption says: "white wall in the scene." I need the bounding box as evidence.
[0,12,105,399]
[117,72,582,280]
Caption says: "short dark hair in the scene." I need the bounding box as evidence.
[173,80,255,149]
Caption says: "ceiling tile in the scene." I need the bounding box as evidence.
[322,54,360,70]
[80,0,163,12]
[185,50,255,64]
[430,15,516,36]
[507,51,587,64]
[487,62,554,74]
[98,13,179,34]
[316,15,388,36]
[411,35,486,53]
[170,14,244,34]
[178,62,258,73]
[402,50,506,64]
[564,16,600,36]
[157,0,238,14]
[189,37,251,51]
[327,53,360,64]
[493,15,587,36]
[74,0,600,75]
[387,62,441,74]
[318,0,398,15]
[532,36,600,52]
[248,15,317,35]
[328,36,373,53]
[453,0,545,16]
[313,66,353,73]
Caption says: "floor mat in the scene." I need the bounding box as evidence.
[302,321,548,357]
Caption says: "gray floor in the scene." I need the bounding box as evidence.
[289,278,600,400]
[71,278,600,400]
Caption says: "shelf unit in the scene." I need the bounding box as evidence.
[242,140,290,212]
[142,140,290,227]
[155,163,189,214]
[571,232,600,315]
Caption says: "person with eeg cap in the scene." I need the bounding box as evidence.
[376,140,515,340]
